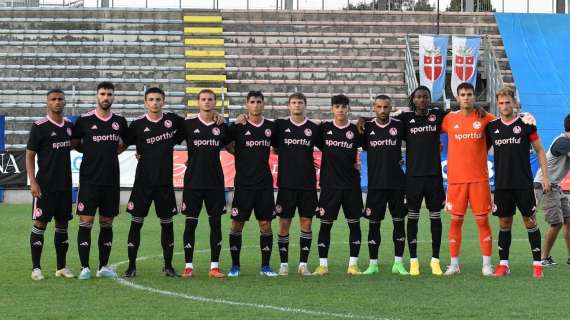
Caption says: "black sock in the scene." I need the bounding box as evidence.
[77,222,93,269]
[54,224,69,270]
[429,211,442,259]
[300,231,312,263]
[368,221,381,260]
[98,222,113,269]
[127,217,144,269]
[393,218,406,258]
[183,217,198,264]
[30,225,45,270]
[229,230,242,267]
[498,228,511,261]
[278,234,289,263]
[527,225,542,262]
[209,216,222,263]
[160,218,174,269]
[347,219,361,259]
[407,211,420,259]
[317,220,333,259]
[260,231,273,267]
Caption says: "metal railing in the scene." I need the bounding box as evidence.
[483,34,504,115]
[404,34,419,96]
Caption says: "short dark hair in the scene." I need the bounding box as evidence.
[408,85,431,109]
[97,81,115,92]
[47,88,64,96]
[197,89,216,101]
[456,82,475,94]
[145,87,165,99]
[374,94,391,101]
[331,94,349,106]
[246,91,264,101]
[288,92,307,104]
[564,114,570,132]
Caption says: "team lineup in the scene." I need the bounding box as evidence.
[26,81,570,281]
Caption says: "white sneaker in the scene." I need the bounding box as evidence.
[444,264,461,276]
[78,267,91,280]
[278,264,289,276]
[31,268,44,281]
[96,266,117,278]
[482,264,494,276]
[298,264,312,276]
[55,267,75,278]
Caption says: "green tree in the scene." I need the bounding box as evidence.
[446,0,495,12]
[414,0,435,11]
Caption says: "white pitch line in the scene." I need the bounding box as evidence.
[110,248,392,320]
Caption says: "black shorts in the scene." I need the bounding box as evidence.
[76,184,119,217]
[231,188,275,222]
[317,188,363,220]
[364,189,406,221]
[406,175,446,212]
[127,185,178,218]
[493,188,537,217]
[275,188,318,219]
[32,190,73,223]
[182,188,226,218]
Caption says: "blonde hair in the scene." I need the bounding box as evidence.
[495,86,517,102]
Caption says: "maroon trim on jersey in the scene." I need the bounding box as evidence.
[288,116,308,127]
[247,117,265,127]
[145,113,164,123]
[500,116,519,126]
[94,109,113,122]
[529,131,540,142]
[374,118,392,128]
[333,120,350,129]
[197,114,215,126]
[46,115,65,127]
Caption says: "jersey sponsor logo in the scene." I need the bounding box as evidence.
[453,124,459,129]
[193,139,220,147]
[304,128,312,137]
[66,128,72,136]
[164,119,172,128]
[265,129,272,137]
[285,128,291,133]
[453,132,482,140]
[144,127,150,132]
[50,131,57,137]
[389,127,398,136]
[91,124,98,130]
[327,130,333,135]
[513,125,521,134]
[77,202,85,212]
[92,133,120,143]
[346,130,354,140]
[52,140,71,150]
[193,129,200,133]
[429,114,437,122]
[275,204,283,214]
[494,129,500,134]
[409,118,416,123]
[283,138,311,146]
[325,139,354,149]
[231,208,239,217]
[472,121,481,129]
[369,139,397,147]
[245,130,252,136]
[245,139,271,147]
[369,130,375,135]
[146,130,176,145]
[494,137,521,146]
[112,122,120,130]
[409,124,437,135]
[212,127,220,136]
[127,201,134,211]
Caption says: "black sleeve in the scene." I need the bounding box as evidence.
[221,123,232,145]
[174,114,186,144]
[26,124,41,151]
[485,125,493,149]
[71,117,84,140]
[119,117,129,143]
[361,124,369,151]
[125,120,137,146]
[314,122,324,150]
[226,122,237,143]
[271,120,281,147]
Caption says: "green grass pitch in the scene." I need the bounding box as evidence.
[1,203,569,319]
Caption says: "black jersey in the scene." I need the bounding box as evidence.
[273,117,322,190]
[399,109,446,177]
[26,116,73,191]
[227,118,274,189]
[182,116,228,190]
[319,121,362,189]
[71,110,128,186]
[363,118,405,190]
[486,117,538,189]
[126,112,185,187]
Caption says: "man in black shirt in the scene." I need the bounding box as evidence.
[180,89,229,278]
[486,87,549,278]
[312,95,364,276]
[400,86,446,276]
[362,95,408,276]
[26,89,75,280]
[123,87,184,278]
[71,82,128,280]
[274,93,322,276]
[225,91,278,277]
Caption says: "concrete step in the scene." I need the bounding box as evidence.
[1,44,184,55]
[225,71,403,82]
[0,8,185,20]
